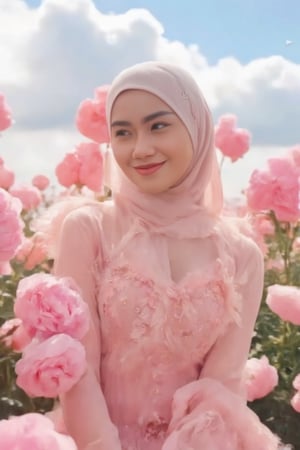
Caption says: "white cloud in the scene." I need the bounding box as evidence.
[0,0,299,197]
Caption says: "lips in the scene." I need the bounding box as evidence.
[134,161,166,176]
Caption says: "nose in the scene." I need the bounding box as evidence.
[132,133,155,159]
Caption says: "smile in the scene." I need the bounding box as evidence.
[133,161,166,176]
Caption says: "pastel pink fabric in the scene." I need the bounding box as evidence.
[246,157,300,222]
[0,412,77,449]
[76,85,110,144]
[14,273,90,340]
[32,174,50,191]
[51,63,278,449]
[0,92,12,131]
[266,284,300,325]
[106,61,223,239]
[15,333,86,398]
[9,183,42,210]
[243,356,278,401]
[214,114,251,162]
[0,187,24,262]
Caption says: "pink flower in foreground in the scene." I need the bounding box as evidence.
[14,273,89,340]
[9,183,42,210]
[0,93,13,131]
[0,318,31,351]
[76,85,110,143]
[0,159,14,189]
[215,114,251,162]
[15,334,86,397]
[0,188,24,262]
[244,355,278,401]
[32,174,50,191]
[291,392,300,413]
[266,284,300,325]
[246,157,300,222]
[56,142,103,192]
[0,412,77,449]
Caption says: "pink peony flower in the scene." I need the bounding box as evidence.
[55,152,81,188]
[0,188,24,262]
[0,412,77,449]
[0,318,31,351]
[76,85,110,143]
[15,333,86,398]
[244,355,278,401]
[56,142,103,192]
[246,156,300,222]
[0,260,12,274]
[15,233,48,270]
[291,392,300,413]
[293,374,300,391]
[14,273,89,340]
[215,114,251,162]
[266,284,300,325]
[32,174,50,191]
[0,93,13,131]
[0,159,14,189]
[77,142,103,191]
[9,183,42,210]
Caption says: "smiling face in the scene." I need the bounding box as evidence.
[110,89,194,194]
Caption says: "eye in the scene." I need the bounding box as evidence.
[114,129,130,137]
[151,122,170,131]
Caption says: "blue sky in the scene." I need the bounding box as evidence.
[1,0,299,197]
[24,0,300,64]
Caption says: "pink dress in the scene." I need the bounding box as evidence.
[53,201,279,450]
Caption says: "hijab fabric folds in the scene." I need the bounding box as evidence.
[106,61,223,239]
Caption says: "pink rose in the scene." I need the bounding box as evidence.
[32,174,50,191]
[55,142,103,192]
[215,114,251,162]
[15,233,48,270]
[55,152,81,188]
[0,318,31,351]
[76,85,110,143]
[9,183,42,210]
[246,157,300,222]
[293,374,300,391]
[266,284,300,325]
[77,142,103,191]
[288,145,300,174]
[0,160,14,189]
[0,188,24,262]
[0,412,77,449]
[291,392,300,413]
[14,273,90,340]
[244,355,278,401]
[16,333,86,397]
[0,93,12,131]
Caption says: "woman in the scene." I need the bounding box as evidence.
[54,61,279,449]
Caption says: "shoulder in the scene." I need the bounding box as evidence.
[217,216,264,284]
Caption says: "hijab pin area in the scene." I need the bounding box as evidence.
[181,90,189,100]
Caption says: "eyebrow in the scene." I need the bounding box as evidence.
[111,110,174,127]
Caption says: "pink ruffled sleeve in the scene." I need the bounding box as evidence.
[163,235,280,449]
[53,206,122,450]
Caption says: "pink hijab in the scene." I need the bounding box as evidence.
[106,61,223,239]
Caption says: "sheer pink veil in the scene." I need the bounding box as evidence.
[106,61,223,238]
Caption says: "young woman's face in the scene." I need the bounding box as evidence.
[110,89,194,194]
